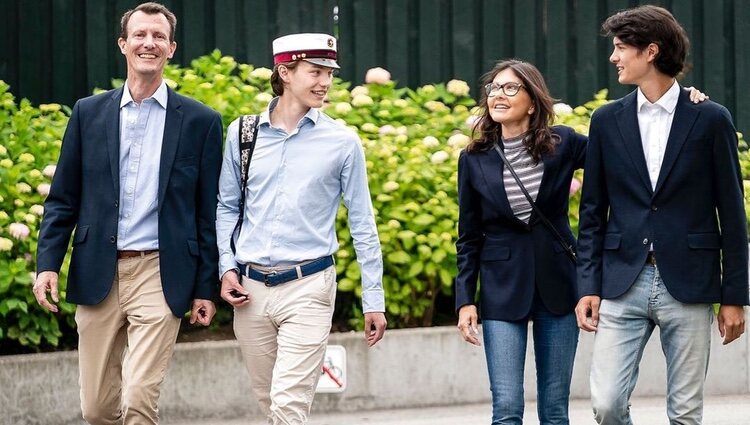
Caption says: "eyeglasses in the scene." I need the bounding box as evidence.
[484,82,525,97]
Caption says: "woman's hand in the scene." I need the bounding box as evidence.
[457,305,481,346]
[685,86,708,103]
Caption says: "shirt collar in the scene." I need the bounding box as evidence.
[259,97,320,127]
[637,79,680,114]
[120,80,169,109]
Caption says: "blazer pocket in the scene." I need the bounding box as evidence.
[603,233,621,250]
[687,233,721,249]
[480,246,510,261]
[72,225,89,245]
[187,239,200,256]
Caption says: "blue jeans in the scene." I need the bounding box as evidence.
[483,296,579,425]
[590,264,713,425]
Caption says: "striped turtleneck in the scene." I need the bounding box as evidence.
[501,134,544,223]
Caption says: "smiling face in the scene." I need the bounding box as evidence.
[609,37,654,86]
[487,68,533,134]
[280,60,334,108]
[118,11,176,80]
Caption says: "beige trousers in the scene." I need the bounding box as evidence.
[75,252,181,425]
[234,265,337,425]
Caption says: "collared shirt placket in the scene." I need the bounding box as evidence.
[120,100,153,239]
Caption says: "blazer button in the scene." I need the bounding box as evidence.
[651,205,657,211]
[110,236,116,243]
[642,238,649,245]
[114,201,119,208]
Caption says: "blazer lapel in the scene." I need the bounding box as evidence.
[653,90,699,195]
[615,92,653,192]
[158,88,183,211]
[105,88,123,196]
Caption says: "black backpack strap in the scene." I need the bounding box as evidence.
[492,143,577,263]
[230,115,260,255]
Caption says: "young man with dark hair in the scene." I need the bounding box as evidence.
[575,5,748,424]
[216,33,386,424]
[34,2,222,423]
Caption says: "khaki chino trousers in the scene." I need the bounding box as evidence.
[75,252,181,425]
[234,265,337,425]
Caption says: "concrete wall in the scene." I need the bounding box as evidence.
[1,316,748,425]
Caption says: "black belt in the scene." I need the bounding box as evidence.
[239,255,334,287]
[646,251,657,266]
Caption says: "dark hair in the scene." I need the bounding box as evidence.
[270,61,302,96]
[601,5,689,78]
[120,2,177,42]
[466,59,558,161]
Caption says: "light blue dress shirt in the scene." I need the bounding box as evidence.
[216,98,385,312]
[116,81,167,250]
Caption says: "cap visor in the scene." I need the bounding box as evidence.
[303,58,340,69]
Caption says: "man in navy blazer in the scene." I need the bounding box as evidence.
[575,5,748,424]
[33,3,222,423]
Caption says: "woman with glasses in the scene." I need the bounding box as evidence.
[454,59,706,424]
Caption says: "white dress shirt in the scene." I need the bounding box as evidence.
[636,80,680,190]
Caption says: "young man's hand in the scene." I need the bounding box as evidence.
[575,295,601,332]
[364,312,386,347]
[717,305,746,345]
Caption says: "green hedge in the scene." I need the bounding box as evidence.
[1,51,747,351]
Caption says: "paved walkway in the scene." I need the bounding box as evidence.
[167,395,750,424]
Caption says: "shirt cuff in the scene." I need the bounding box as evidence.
[219,253,239,279]
[361,288,385,313]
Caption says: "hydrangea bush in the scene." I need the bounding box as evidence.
[1,51,748,350]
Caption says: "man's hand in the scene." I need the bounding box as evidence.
[33,271,60,313]
[364,312,386,347]
[457,304,481,346]
[220,270,250,307]
[717,305,746,345]
[190,299,216,326]
[575,295,601,332]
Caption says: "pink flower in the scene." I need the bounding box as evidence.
[569,178,582,195]
[43,165,56,178]
[37,183,51,197]
[9,222,30,240]
[365,67,392,84]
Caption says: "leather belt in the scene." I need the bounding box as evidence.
[239,255,334,287]
[645,251,657,266]
[117,249,158,259]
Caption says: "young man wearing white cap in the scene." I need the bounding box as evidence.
[216,33,387,424]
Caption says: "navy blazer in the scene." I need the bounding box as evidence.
[36,87,223,316]
[455,126,588,321]
[577,88,749,305]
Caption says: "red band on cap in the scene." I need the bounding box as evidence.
[273,49,337,64]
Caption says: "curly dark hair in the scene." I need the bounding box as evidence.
[601,5,689,78]
[466,59,559,162]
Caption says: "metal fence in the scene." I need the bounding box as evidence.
[1,0,748,130]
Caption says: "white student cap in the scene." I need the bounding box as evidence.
[272,33,340,69]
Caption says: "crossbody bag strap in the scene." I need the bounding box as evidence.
[231,115,260,255]
[493,143,577,263]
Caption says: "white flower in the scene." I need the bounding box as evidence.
[447,133,471,148]
[420,84,436,94]
[365,67,392,84]
[431,151,450,164]
[393,99,408,108]
[465,114,480,130]
[335,102,353,114]
[361,123,379,133]
[255,92,273,104]
[0,211,8,220]
[250,67,273,80]
[0,145,7,155]
[164,78,178,89]
[553,102,574,115]
[422,136,440,148]
[351,94,374,107]
[446,79,471,97]
[9,222,30,240]
[29,204,44,216]
[0,159,13,168]
[37,183,51,197]
[350,85,369,97]
[379,125,396,135]
[383,181,400,192]
[16,183,32,193]
[43,165,56,178]
[424,100,448,113]
[0,237,12,251]
[18,153,35,163]
[396,126,408,136]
